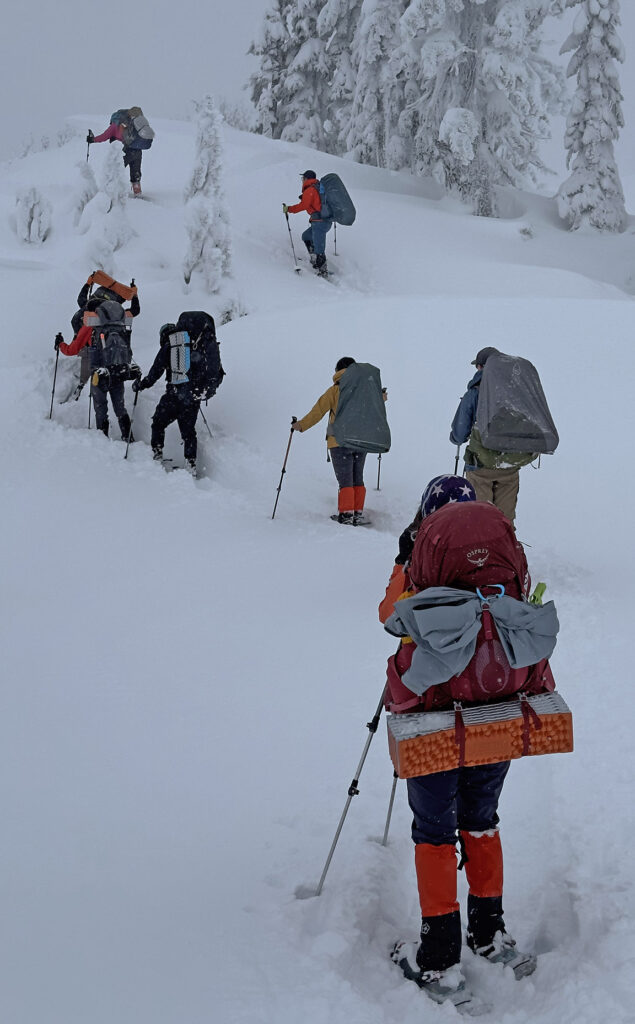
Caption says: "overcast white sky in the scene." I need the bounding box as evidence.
[1,0,632,176]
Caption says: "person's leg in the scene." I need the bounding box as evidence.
[301,226,314,255]
[176,395,200,464]
[91,379,109,435]
[151,391,177,456]
[352,452,367,517]
[123,147,142,183]
[108,379,132,440]
[329,447,355,520]
[465,468,495,505]
[457,762,509,949]
[407,771,462,973]
[492,469,520,525]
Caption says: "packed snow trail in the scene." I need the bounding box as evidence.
[1,121,635,1024]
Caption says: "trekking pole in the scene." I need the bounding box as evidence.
[333,222,337,256]
[313,685,387,897]
[48,345,60,419]
[284,210,300,273]
[381,771,399,847]
[454,444,461,474]
[271,417,296,520]
[124,390,139,460]
[376,453,382,491]
[199,406,214,439]
[88,390,92,429]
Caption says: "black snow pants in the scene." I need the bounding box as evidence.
[123,147,142,183]
[91,374,131,439]
[151,387,200,462]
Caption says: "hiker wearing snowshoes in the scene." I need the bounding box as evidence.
[450,347,559,525]
[133,312,224,476]
[87,107,154,196]
[292,357,390,526]
[66,272,140,400]
[283,171,333,277]
[380,490,558,1009]
[55,290,140,440]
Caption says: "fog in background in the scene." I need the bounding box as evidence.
[1,0,633,190]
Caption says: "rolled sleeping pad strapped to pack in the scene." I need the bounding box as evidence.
[319,173,356,226]
[387,691,573,778]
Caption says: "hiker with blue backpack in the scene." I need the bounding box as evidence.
[283,171,356,278]
[87,107,154,197]
[292,357,390,526]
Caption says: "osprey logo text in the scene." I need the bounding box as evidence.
[467,547,489,568]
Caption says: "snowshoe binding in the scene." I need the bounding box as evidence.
[352,512,370,526]
[391,942,490,1016]
[468,930,537,979]
[330,512,354,525]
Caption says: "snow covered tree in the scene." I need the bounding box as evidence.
[183,96,232,293]
[345,0,408,168]
[558,0,626,232]
[84,145,132,272]
[316,0,364,153]
[278,0,332,150]
[72,161,98,228]
[249,0,295,138]
[14,187,52,244]
[399,0,566,214]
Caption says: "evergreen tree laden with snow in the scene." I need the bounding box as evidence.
[84,146,132,273]
[316,0,364,154]
[399,0,566,215]
[249,0,295,139]
[345,0,408,169]
[558,0,627,232]
[14,187,52,245]
[183,96,232,294]
[278,0,332,151]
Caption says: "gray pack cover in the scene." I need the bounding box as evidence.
[319,173,356,226]
[384,586,559,695]
[476,351,559,454]
[329,362,391,454]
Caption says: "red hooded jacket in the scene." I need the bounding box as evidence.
[287,178,322,222]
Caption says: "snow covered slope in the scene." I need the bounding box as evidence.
[1,119,635,1024]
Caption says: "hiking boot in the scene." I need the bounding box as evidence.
[132,182,142,196]
[330,512,353,525]
[468,930,537,979]
[152,447,163,462]
[391,943,488,1013]
[185,458,198,477]
[304,239,314,255]
[314,253,327,276]
[352,511,369,526]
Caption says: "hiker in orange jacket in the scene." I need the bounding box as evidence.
[283,170,333,276]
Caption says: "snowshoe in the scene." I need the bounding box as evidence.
[468,931,537,979]
[352,512,370,526]
[330,512,354,525]
[391,943,490,1016]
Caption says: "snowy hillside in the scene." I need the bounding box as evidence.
[2,119,635,1024]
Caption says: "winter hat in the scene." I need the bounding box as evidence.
[420,475,476,519]
[471,346,499,367]
[159,322,176,345]
[301,169,317,179]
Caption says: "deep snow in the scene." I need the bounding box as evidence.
[1,119,635,1024]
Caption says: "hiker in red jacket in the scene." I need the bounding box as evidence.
[283,170,333,276]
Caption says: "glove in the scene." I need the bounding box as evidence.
[129,362,142,380]
[54,332,63,350]
[86,130,94,144]
[396,527,416,566]
[132,377,148,393]
[92,368,110,386]
[282,203,289,215]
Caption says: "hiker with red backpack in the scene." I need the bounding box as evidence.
[283,170,334,277]
[378,483,559,1010]
[450,346,559,524]
[292,357,390,526]
[87,107,155,196]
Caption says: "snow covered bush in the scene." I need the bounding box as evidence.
[557,0,627,232]
[72,161,98,228]
[183,96,232,293]
[14,187,52,244]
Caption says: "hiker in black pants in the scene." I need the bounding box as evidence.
[133,312,224,475]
